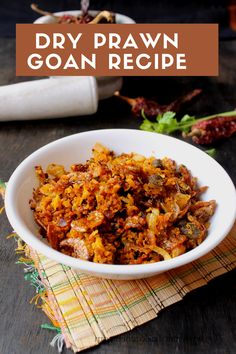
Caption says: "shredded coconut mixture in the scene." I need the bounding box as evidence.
[30,143,216,264]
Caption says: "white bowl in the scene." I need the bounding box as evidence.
[33,10,135,99]
[5,130,236,280]
[33,10,136,25]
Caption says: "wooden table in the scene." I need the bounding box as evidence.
[0,37,235,354]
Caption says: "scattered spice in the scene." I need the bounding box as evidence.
[115,89,202,118]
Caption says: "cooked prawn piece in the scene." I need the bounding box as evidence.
[60,238,89,260]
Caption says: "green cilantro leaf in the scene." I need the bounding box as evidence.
[0,180,6,189]
[140,109,236,137]
[156,111,178,134]
[179,114,197,133]
[140,118,155,132]
[205,148,217,158]
[140,111,191,135]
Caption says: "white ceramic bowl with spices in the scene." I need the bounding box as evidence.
[34,10,136,99]
[34,10,136,25]
[4,129,236,280]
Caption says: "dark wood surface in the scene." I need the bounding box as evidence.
[0,0,234,39]
[0,37,236,354]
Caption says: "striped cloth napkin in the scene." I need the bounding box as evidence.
[21,223,236,353]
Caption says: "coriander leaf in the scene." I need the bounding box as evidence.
[180,114,195,123]
[179,114,196,133]
[140,111,197,135]
[152,122,162,132]
[141,109,148,120]
[156,111,176,123]
[0,180,6,188]
[140,119,155,132]
[156,113,163,122]
[205,148,216,158]
[156,111,178,134]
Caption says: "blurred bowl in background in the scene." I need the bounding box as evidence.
[34,10,136,99]
[33,10,136,25]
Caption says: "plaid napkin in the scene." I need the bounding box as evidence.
[24,224,236,353]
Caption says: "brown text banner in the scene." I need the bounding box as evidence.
[16,24,218,76]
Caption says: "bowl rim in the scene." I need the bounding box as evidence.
[34,9,136,24]
[5,129,236,276]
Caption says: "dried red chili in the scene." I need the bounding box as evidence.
[115,89,202,119]
[187,115,236,145]
[140,106,236,146]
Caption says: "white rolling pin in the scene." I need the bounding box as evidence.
[51,76,123,100]
[0,76,98,121]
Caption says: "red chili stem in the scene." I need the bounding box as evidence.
[31,3,59,20]
[114,92,138,108]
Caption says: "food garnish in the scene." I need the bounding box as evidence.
[205,148,217,157]
[140,110,236,145]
